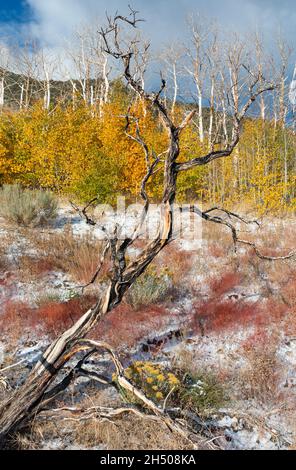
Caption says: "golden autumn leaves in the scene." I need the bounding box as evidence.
[0,93,295,212]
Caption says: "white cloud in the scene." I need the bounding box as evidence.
[26,0,101,46]
[0,1,294,81]
[1,0,287,52]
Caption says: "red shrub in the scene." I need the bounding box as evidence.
[0,296,97,339]
[33,295,97,337]
[208,244,226,258]
[35,300,80,336]
[209,271,241,296]
[1,296,170,347]
[192,297,287,336]
[91,303,170,349]
[192,299,253,334]
[0,300,32,327]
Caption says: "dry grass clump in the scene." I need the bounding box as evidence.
[73,415,194,450]
[17,254,56,280]
[0,244,8,272]
[202,222,233,254]
[14,412,196,450]
[156,243,194,287]
[9,421,60,450]
[10,384,197,450]
[0,184,57,227]
[11,433,40,450]
[238,330,282,404]
[30,226,106,285]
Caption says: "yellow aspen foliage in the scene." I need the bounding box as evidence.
[0,91,295,214]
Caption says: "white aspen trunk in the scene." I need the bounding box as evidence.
[139,67,147,118]
[220,71,228,145]
[0,77,4,108]
[208,78,215,150]
[90,85,95,117]
[20,84,24,110]
[284,129,288,193]
[90,85,94,106]
[81,79,87,103]
[44,70,50,110]
[229,67,239,189]
[171,62,178,117]
[99,83,104,118]
[102,54,109,104]
[72,82,77,110]
[196,82,204,143]
[274,109,278,131]
[279,77,286,128]
[260,95,265,121]
[99,54,110,118]
[24,79,30,109]
[221,98,228,145]
[80,38,88,104]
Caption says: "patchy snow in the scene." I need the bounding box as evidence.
[16,341,48,366]
[225,427,280,450]
[277,339,296,367]
[0,204,295,450]
[0,342,4,366]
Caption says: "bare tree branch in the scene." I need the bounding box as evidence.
[187,205,296,260]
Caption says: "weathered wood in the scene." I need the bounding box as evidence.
[0,9,278,446]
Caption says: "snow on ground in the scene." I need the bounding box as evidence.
[0,202,295,450]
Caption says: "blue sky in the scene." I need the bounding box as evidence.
[0,0,30,22]
[0,1,295,50]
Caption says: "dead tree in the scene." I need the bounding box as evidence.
[12,40,41,110]
[36,48,57,111]
[0,44,11,110]
[161,44,184,117]
[185,16,209,143]
[0,8,292,446]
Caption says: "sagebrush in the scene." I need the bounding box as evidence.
[0,184,57,227]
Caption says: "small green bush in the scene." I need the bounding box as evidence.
[115,361,181,404]
[115,361,226,415]
[126,266,172,309]
[34,290,65,307]
[0,184,57,227]
[176,371,226,414]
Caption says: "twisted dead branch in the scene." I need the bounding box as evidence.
[187,205,296,260]
[34,340,200,448]
[0,8,289,447]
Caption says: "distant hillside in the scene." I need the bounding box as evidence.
[0,67,111,109]
[0,68,235,145]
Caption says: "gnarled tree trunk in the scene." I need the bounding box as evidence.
[0,8,277,446]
